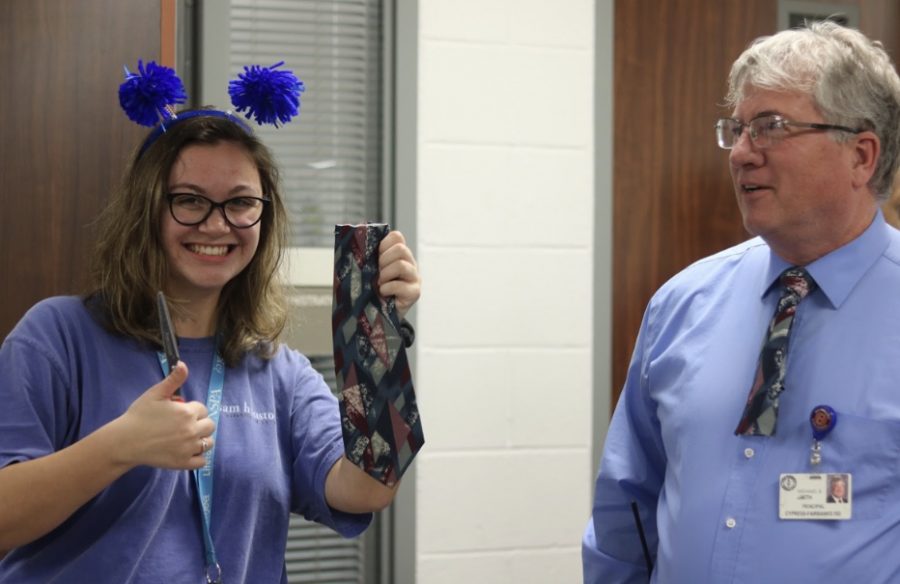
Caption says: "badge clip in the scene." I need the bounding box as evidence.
[809,405,837,466]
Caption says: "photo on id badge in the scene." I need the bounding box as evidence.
[779,472,852,520]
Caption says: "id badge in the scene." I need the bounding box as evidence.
[779,473,852,520]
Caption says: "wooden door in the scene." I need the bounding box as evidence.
[612,0,776,401]
[0,0,169,339]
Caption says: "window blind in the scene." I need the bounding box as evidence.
[230,0,384,248]
[284,520,366,582]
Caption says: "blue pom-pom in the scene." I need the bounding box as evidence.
[119,60,187,127]
[228,61,305,127]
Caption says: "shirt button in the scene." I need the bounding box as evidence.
[725,517,737,529]
[744,448,755,458]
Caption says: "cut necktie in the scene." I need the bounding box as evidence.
[735,267,817,436]
[332,224,424,486]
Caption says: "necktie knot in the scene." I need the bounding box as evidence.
[780,267,817,300]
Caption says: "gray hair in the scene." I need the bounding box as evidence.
[726,21,900,200]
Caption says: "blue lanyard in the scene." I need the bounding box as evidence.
[158,342,225,584]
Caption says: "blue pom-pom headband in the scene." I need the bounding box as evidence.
[119,59,305,154]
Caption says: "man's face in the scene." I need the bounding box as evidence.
[729,87,875,263]
[831,479,846,499]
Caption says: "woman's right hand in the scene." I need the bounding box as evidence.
[0,361,216,550]
[112,362,215,470]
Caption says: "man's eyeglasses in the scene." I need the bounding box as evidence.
[167,193,270,228]
[715,114,863,150]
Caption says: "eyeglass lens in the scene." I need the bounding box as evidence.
[718,116,784,149]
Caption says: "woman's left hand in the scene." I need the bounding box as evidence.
[378,230,420,320]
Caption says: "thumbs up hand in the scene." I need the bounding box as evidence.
[113,362,216,470]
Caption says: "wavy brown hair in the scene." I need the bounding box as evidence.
[87,112,288,366]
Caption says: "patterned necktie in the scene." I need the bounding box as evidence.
[332,224,424,486]
[735,267,817,436]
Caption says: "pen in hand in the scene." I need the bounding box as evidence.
[156,291,184,402]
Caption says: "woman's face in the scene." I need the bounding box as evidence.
[160,141,263,302]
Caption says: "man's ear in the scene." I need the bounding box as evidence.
[850,130,880,189]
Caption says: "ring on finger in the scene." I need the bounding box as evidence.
[199,437,209,454]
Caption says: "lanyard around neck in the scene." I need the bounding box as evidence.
[158,341,225,584]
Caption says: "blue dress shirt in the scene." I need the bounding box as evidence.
[583,211,900,583]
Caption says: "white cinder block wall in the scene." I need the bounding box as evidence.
[414,1,596,581]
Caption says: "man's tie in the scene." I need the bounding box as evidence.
[735,267,817,436]
[332,224,424,486]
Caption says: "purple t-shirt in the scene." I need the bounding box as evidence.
[0,296,371,583]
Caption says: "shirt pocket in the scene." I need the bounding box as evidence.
[822,413,900,520]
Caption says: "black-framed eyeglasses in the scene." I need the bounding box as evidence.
[715,114,863,150]
[166,193,270,229]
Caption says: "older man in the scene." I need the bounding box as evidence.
[583,22,900,583]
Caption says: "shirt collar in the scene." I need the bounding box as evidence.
[761,209,889,308]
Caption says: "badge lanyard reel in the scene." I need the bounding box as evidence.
[809,405,837,465]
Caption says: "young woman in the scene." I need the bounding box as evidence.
[0,110,420,582]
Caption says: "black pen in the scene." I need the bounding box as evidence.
[631,500,654,580]
[156,291,184,401]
